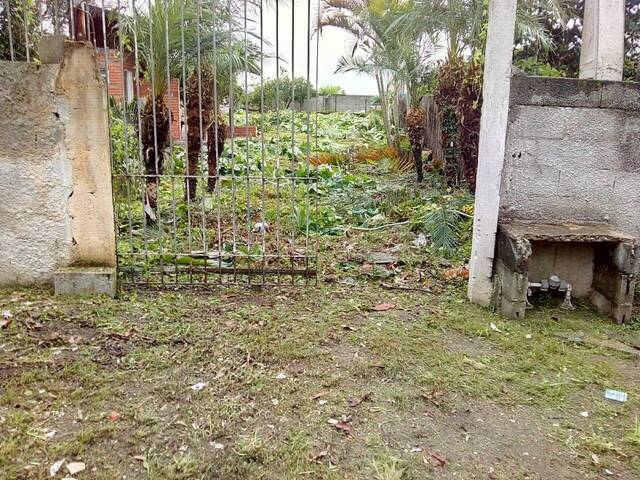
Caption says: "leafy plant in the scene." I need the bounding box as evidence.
[515,57,566,77]
[435,56,483,192]
[419,204,463,251]
[318,85,345,96]
[247,74,316,110]
[293,204,344,235]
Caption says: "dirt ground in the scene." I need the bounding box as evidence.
[2,228,640,480]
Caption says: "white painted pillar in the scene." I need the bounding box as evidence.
[579,0,625,81]
[467,0,517,306]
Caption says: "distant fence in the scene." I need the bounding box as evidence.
[301,95,378,113]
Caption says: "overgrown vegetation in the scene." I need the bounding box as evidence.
[111,108,473,284]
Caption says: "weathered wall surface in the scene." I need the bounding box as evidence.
[0,62,72,284]
[0,42,115,286]
[500,75,640,239]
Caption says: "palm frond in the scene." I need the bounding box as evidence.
[422,205,462,251]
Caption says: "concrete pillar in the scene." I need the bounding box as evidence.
[467,0,517,306]
[579,0,625,81]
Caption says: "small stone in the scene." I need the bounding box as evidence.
[66,462,85,475]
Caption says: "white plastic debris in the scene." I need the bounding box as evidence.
[319,399,328,406]
[49,459,65,477]
[579,411,589,418]
[489,322,502,333]
[604,389,628,402]
[412,233,427,248]
[190,382,207,391]
[525,334,532,339]
[275,373,286,380]
[253,222,269,234]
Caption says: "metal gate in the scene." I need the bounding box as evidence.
[99,0,320,287]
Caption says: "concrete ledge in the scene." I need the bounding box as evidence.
[509,75,640,111]
[601,81,640,110]
[54,267,117,298]
[510,75,602,108]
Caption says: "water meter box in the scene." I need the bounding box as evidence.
[493,222,638,323]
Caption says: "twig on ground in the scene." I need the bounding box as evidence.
[380,283,432,293]
[348,220,410,232]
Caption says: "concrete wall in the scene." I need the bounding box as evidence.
[499,75,640,240]
[0,41,116,286]
[302,95,375,113]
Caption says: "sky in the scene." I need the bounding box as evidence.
[257,0,378,95]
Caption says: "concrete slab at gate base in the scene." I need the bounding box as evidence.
[494,75,640,323]
[54,267,117,298]
[0,41,116,289]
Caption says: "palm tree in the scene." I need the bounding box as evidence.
[184,29,260,201]
[121,0,261,218]
[326,0,434,182]
[319,0,422,149]
[120,0,206,222]
[185,66,214,201]
[408,0,570,60]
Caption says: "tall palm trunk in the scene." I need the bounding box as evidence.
[206,112,227,192]
[375,73,392,148]
[405,105,426,183]
[185,68,213,201]
[141,95,170,223]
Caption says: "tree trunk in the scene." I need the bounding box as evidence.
[405,105,426,183]
[207,112,227,192]
[376,73,392,148]
[185,69,214,201]
[140,94,170,223]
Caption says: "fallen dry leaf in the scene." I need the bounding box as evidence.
[347,392,372,407]
[442,266,469,281]
[310,450,328,463]
[372,303,395,312]
[107,411,121,422]
[328,417,354,436]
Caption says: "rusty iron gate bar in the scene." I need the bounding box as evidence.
[0,0,321,287]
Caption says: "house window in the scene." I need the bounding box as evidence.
[124,70,135,103]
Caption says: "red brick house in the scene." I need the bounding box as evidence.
[74,4,182,141]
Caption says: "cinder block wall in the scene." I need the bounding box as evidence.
[302,95,374,113]
[499,75,640,240]
[0,42,115,286]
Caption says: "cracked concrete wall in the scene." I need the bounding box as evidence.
[0,42,115,286]
[499,75,640,240]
